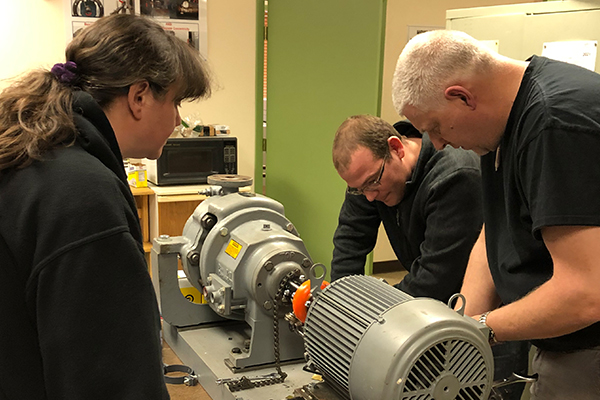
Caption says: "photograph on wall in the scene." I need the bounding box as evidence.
[72,0,105,18]
[67,0,206,58]
[140,0,199,20]
[159,21,200,52]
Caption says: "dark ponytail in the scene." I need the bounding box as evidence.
[0,70,76,173]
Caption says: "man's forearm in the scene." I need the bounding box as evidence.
[460,228,501,316]
[481,225,600,342]
[478,275,599,342]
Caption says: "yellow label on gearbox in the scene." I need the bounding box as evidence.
[225,239,242,259]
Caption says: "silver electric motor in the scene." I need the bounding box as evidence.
[180,176,314,319]
[304,275,494,400]
[168,175,317,369]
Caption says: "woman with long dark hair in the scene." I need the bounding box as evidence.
[0,14,210,399]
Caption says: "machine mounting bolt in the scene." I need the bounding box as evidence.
[219,227,229,236]
[200,213,217,230]
[263,301,273,310]
[286,223,294,232]
[190,253,199,264]
[218,305,225,313]
[264,261,274,271]
[302,258,311,268]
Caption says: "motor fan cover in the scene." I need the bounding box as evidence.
[303,275,494,400]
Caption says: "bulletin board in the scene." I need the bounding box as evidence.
[66,0,207,59]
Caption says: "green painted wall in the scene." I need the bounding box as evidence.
[256,0,386,278]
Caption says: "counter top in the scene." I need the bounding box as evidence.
[130,186,155,196]
[148,183,211,196]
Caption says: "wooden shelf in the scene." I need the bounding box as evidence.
[130,186,154,196]
[130,186,155,257]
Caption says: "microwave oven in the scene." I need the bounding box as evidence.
[144,137,237,186]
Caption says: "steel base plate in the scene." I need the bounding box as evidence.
[162,321,325,400]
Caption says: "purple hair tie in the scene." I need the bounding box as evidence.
[51,61,78,85]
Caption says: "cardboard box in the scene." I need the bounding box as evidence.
[126,164,148,188]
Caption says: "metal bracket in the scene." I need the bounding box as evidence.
[163,364,198,386]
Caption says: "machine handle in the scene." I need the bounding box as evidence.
[448,293,467,316]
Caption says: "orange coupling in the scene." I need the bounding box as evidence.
[292,279,329,323]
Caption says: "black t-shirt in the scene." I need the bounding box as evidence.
[481,55,600,351]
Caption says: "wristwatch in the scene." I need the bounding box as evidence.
[478,311,498,345]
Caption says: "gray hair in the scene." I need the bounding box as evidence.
[392,30,496,114]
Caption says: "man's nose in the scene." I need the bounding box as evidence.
[429,134,448,150]
[365,191,378,202]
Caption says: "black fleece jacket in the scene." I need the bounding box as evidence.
[331,132,483,303]
[0,92,169,399]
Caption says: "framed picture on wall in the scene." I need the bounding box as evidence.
[140,0,199,20]
[71,0,105,18]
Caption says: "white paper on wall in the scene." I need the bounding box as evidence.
[542,40,597,71]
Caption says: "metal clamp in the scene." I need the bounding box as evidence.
[490,373,538,399]
[163,364,198,386]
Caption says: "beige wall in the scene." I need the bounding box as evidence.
[374,0,531,262]
[380,0,535,124]
[0,0,66,87]
[179,1,256,180]
[0,0,256,180]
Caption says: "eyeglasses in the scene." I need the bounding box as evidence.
[347,156,387,196]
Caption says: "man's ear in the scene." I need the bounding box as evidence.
[127,81,151,121]
[388,136,405,159]
[444,86,476,110]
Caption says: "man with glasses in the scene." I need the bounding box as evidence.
[330,115,528,400]
[331,114,483,303]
